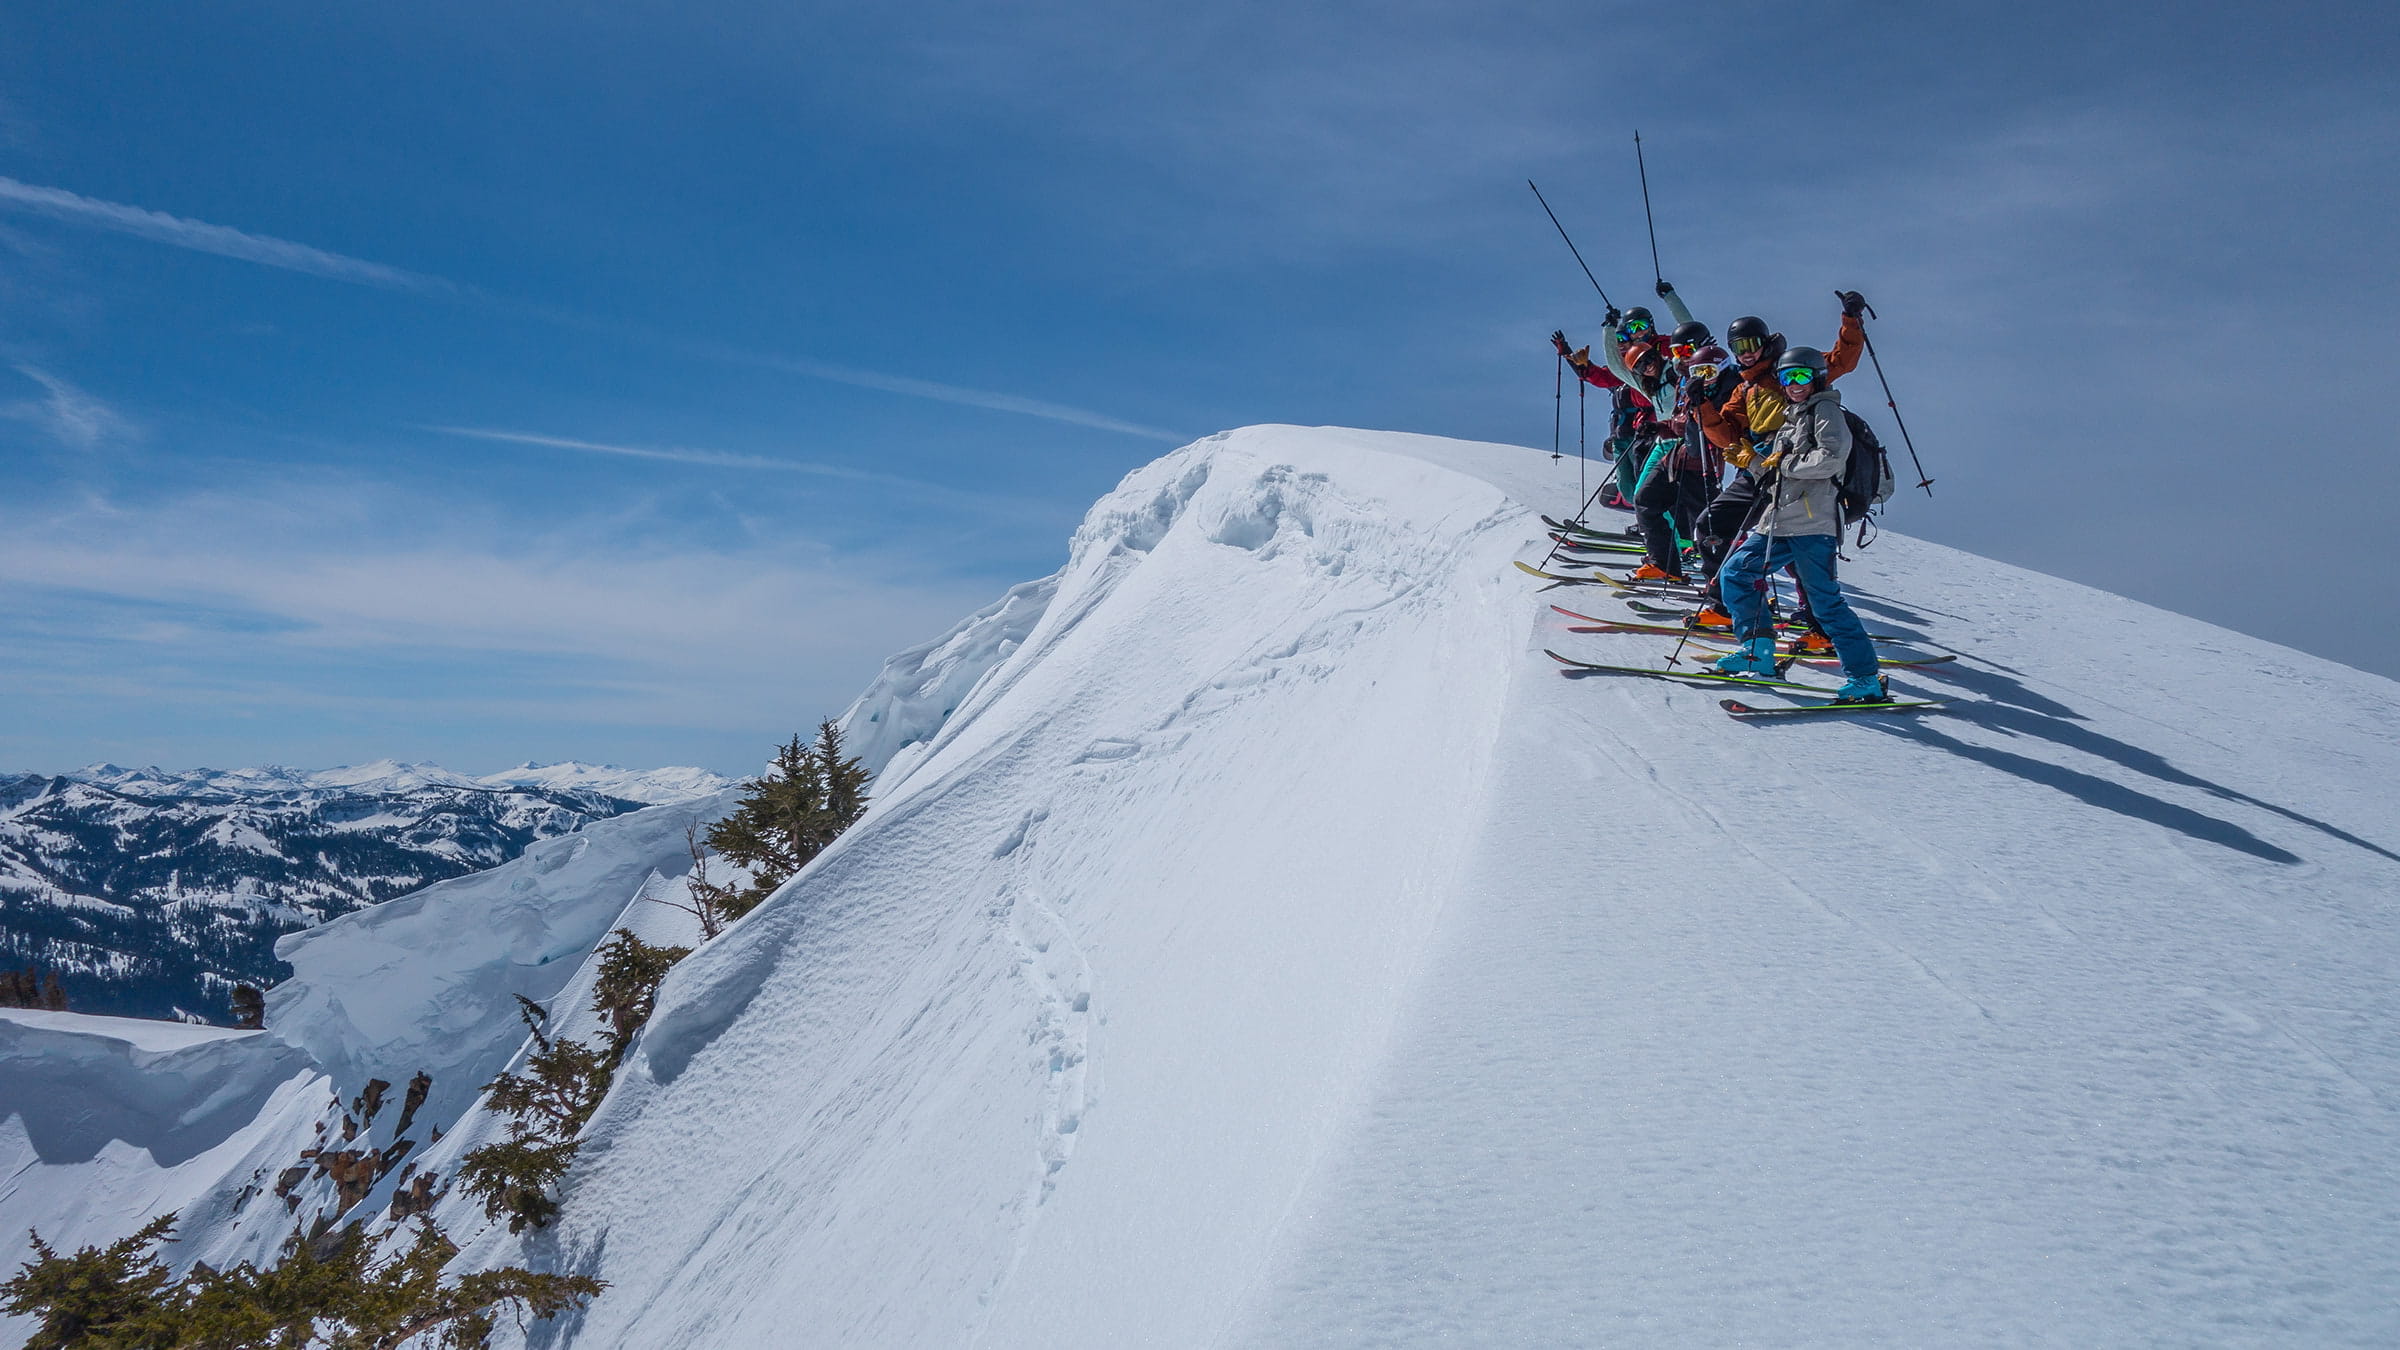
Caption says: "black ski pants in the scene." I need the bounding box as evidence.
[1692,470,1759,580]
[1635,464,1709,576]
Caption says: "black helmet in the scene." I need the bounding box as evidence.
[1776,345,1830,382]
[1623,306,1654,324]
[1670,320,1712,348]
[1726,315,1769,344]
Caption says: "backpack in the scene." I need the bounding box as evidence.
[1836,409,1896,524]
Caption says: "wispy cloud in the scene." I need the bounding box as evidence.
[429,425,937,487]
[0,177,1179,442]
[726,351,1188,442]
[0,480,994,743]
[0,176,453,292]
[3,363,133,448]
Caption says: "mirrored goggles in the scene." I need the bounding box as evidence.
[1621,317,1653,337]
[1777,366,1819,388]
[1731,335,1765,356]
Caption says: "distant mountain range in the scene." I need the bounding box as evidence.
[0,761,732,1022]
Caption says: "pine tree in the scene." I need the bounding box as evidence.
[455,930,687,1237]
[458,997,613,1234]
[1,1212,602,1348]
[0,1213,176,1349]
[589,931,689,1062]
[702,719,871,920]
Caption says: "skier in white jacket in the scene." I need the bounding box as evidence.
[1709,345,1887,704]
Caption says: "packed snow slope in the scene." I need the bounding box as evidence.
[488,425,2400,1347]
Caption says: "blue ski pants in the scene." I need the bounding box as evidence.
[1720,531,1880,680]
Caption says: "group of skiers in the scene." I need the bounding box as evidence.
[1549,283,1892,705]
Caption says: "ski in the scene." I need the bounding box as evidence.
[1605,601,1910,644]
[1687,645,1958,670]
[1720,698,1948,718]
[1519,561,1685,591]
[1541,514,1638,541]
[1516,561,1620,584]
[1544,649,1837,693]
[1551,535,1647,556]
[1624,599,1710,619]
[1548,606,1921,648]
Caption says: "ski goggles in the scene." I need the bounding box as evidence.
[1731,335,1766,357]
[1620,317,1653,337]
[1777,367,1819,388]
[1669,341,1697,359]
[1688,363,1719,383]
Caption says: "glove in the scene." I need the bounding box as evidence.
[1755,451,1784,474]
[1838,290,1867,318]
[1724,445,1754,470]
[1603,305,1621,329]
[1551,330,1572,357]
[1655,278,1675,298]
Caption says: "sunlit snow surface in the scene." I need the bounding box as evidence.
[11,425,2400,1347]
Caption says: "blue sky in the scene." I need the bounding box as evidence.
[3,1,2394,775]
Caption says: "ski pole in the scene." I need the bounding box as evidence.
[1843,294,1934,497]
[1528,179,1614,311]
[1553,350,1563,464]
[1634,131,1664,289]
[1540,378,1594,567]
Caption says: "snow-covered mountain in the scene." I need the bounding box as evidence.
[8,425,2400,1347]
[0,760,730,1021]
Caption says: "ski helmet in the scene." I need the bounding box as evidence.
[1776,345,1830,383]
[1619,306,1656,339]
[1670,320,1712,350]
[1726,315,1770,349]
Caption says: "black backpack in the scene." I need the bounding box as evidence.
[1836,409,1895,524]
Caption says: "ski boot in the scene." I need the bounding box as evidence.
[1789,628,1835,656]
[1831,673,1889,705]
[1713,636,1780,677]
[1691,603,1732,629]
[1629,561,1683,582]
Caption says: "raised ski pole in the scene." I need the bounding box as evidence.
[1845,294,1934,497]
[1528,179,1614,310]
[1634,130,1663,288]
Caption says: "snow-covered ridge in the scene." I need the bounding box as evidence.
[0,763,721,1022]
[11,424,2400,1348]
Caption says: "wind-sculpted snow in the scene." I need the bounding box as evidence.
[14,424,2400,1348]
[502,425,2400,1348]
[841,574,1061,789]
[266,789,739,1143]
[0,1009,330,1335]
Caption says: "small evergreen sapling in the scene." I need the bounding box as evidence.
[457,933,688,1233]
[703,719,870,918]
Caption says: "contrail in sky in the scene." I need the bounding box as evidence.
[429,426,940,488]
[0,175,453,291]
[0,175,1185,441]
